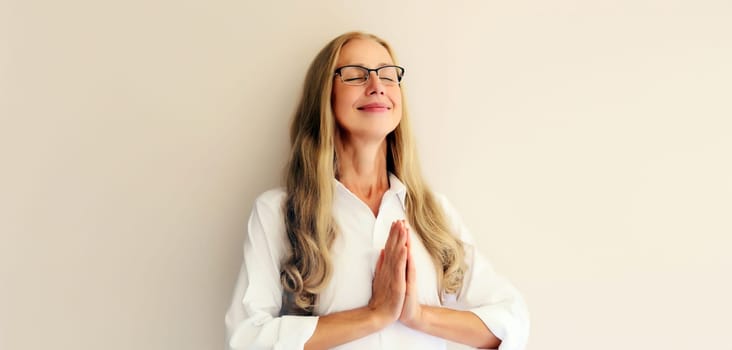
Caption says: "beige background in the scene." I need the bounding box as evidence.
[2,1,731,349]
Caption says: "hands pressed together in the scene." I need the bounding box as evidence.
[367,220,424,330]
[304,219,502,350]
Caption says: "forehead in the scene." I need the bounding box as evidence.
[336,38,394,67]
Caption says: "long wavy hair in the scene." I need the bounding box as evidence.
[281,31,466,314]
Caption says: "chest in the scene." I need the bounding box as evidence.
[314,194,442,315]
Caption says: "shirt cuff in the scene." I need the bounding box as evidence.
[469,306,528,350]
[274,315,319,350]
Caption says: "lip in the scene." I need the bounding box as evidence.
[357,102,391,112]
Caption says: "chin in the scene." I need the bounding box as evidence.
[364,121,400,137]
[350,126,398,142]
[338,116,401,141]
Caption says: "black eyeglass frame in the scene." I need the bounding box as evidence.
[333,65,406,85]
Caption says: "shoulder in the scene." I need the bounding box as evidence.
[251,187,286,220]
[254,187,286,206]
[245,188,290,261]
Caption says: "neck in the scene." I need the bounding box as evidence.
[335,134,390,197]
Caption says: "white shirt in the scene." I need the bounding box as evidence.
[225,174,529,350]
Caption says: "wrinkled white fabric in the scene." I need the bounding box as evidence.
[225,174,529,349]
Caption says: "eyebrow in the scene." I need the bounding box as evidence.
[346,62,394,67]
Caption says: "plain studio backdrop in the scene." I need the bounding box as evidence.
[1,1,730,349]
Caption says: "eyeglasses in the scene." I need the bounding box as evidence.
[334,65,405,86]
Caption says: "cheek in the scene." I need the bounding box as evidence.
[390,91,403,111]
[333,89,357,114]
[331,92,347,125]
[388,87,402,103]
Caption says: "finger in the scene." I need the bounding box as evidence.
[397,221,408,248]
[404,224,414,281]
[406,248,416,286]
[390,221,406,257]
[385,221,400,252]
[395,246,408,279]
[385,221,408,266]
[376,249,385,272]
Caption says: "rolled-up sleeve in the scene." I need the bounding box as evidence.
[437,194,530,350]
[225,190,319,350]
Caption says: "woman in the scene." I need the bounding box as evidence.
[225,31,529,350]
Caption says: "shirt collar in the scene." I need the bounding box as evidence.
[388,172,407,210]
[333,172,408,211]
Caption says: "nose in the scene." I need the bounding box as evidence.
[365,71,386,96]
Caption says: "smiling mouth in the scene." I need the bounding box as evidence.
[357,106,391,111]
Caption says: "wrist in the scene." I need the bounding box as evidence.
[367,306,392,331]
[407,304,431,333]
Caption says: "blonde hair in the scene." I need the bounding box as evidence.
[281,31,466,314]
